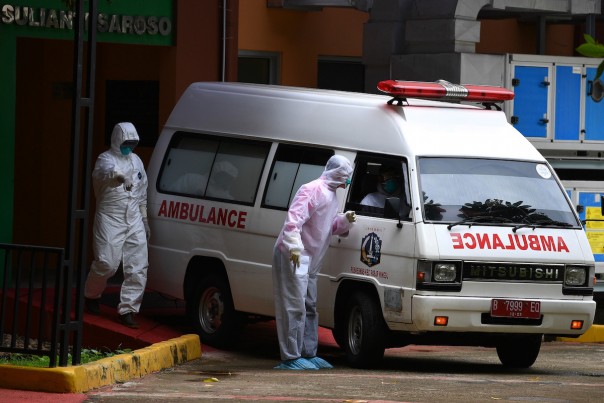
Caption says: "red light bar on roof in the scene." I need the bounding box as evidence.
[377,80,515,102]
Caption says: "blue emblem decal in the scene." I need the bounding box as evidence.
[361,232,381,267]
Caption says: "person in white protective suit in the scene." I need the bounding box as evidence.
[84,122,150,329]
[272,155,356,370]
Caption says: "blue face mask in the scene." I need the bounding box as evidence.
[382,178,398,194]
[120,146,133,156]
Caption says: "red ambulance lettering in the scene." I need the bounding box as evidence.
[450,232,569,252]
[157,200,247,229]
[180,203,189,220]
[207,207,216,224]
[464,233,476,249]
[476,233,490,249]
[492,234,504,250]
[528,235,541,250]
[514,234,529,250]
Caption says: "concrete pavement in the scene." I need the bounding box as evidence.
[0,285,602,397]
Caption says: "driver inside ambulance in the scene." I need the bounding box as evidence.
[361,164,403,208]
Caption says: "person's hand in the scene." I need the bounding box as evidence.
[114,172,132,190]
[142,217,151,241]
[290,251,301,268]
[345,211,356,223]
[123,177,133,191]
[140,205,149,240]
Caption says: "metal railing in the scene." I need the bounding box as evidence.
[0,243,79,367]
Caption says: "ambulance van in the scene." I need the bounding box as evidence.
[146,81,596,369]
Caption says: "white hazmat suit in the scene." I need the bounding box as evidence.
[272,155,355,369]
[85,122,149,321]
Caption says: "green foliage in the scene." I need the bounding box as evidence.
[0,347,133,368]
[576,34,604,80]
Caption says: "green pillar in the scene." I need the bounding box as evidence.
[0,35,15,243]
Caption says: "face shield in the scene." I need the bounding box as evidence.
[379,170,402,194]
[120,140,138,156]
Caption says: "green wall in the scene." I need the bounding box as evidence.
[0,35,15,243]
[0,0,173,243]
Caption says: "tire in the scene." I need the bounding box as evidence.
[496,334,542,368]
[331,327,345,349]
[343,291,387,368]
[189,273,243,348]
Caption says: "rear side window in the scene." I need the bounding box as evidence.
[262,145,333,210]
[157,132,271,205]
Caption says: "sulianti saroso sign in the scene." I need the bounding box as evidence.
[0,0,173,46]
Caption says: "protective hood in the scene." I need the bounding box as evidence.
[321,155,353,190]
[110,122,139,155]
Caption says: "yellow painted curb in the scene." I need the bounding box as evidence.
[0,334,202,393]
[557,324,604,343]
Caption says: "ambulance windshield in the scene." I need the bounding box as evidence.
[418,157,579,227]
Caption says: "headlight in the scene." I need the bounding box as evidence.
[416,260,462,291]
[434,263,457,282]
[565,266,587,286]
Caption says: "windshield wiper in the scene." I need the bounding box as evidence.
[513,219,573,232]
[512,223,535,233]
[447,215,513,230]
[530,220,573,228]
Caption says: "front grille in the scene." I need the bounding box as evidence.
[463,262,564,283]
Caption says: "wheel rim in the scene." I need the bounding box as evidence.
[199,286,223,334]
[347,305,363,355]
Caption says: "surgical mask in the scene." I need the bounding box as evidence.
[120,146,133,156]
[382,178,398,194]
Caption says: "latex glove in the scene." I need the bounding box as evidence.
[123,177,133,191]
[290,250,301,268]
[345,211,356,223]
[140,206,150,241]
[142,217,151,241]
[114,171,130,190]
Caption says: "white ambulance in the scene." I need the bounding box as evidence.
[146,80,596,369]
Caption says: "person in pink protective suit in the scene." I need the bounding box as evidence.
[272,155,356,370]
[84,122,150,329]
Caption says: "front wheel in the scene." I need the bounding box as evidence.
[189,273,243,348]
[343,291,387,368]
[496,334,542,368]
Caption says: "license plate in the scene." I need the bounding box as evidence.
[490,299,541,319]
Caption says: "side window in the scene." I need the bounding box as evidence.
[347,154,410,218]
[263,145,334,210]
[157,132,270,205]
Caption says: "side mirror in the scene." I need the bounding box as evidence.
[384,197,411,228]
[576,204,584,214]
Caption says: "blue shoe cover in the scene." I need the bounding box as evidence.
[305,356,333,369]
[274,357,319,370]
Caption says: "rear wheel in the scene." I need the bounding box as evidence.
[343,291,387,368]
[496,334,542,368]
[189,273,243,348]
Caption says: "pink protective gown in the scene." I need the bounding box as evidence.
[272,155,353,363]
